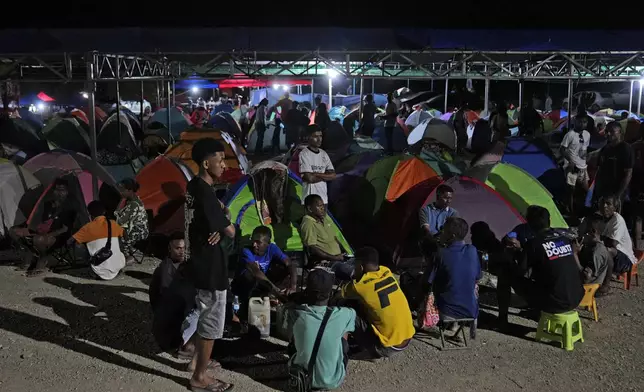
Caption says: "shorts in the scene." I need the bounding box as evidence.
[565,166,589,187]
[195,289,227,340]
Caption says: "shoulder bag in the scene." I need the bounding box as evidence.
[287,307,333,392]
[89,216,113,266]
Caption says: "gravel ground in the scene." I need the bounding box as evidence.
[1,259,643,392]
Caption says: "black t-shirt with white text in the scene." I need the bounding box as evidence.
[185,177,231,291]
[525,229,584,314]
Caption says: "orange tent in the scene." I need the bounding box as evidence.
[79,106,107,122]
[164,128,248,184]
[71,109,89,124]
[136,156,193,235]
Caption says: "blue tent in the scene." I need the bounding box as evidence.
[373,123,408,152]
[208,112,242,139]
[502,137,565,201]
[148,107,191,137]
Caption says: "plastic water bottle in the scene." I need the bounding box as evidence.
[232,296,240,314]
[482,252,489,271]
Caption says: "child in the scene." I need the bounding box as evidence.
[579,214,612,295]
[231,226,297,319]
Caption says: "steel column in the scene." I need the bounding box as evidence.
[86,57,99,199]
[444,78,449,113]
[629,80,634,113]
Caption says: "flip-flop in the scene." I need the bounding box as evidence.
[26,269,47,277]
[186,360,222,373]
[189,380,234,392]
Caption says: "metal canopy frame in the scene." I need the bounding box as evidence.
[2,50,644,82]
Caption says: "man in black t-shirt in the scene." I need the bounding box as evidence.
[594,122,633,207]
[184,138,236,392]
[497,206,584,328]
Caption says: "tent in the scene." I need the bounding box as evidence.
[208,112,242,140]
[24,150,116,188]
[148,107,193,141]
[109,107,144,141]
[424,176,526,242]
[98,113,140,157]
[136,156,193,235]
[348,136,384,153]
[0,117,49,155]
[466,163,568,229]
[17,108,44,131]
[473,137,566,201]
[79,106,107,123]
[406,118,456,150]
[165,129,249,184]
[247,122,287,153]
[41,116,91,155]
[0,160,42,236]
[224,161,352,253]
[416,149,463,178]
[333,150,383,175]
[373,121,408,152]
[25,172,92,235]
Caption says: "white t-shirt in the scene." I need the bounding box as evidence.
[603,213,637,264]
[561,130,590,169]
[299,147,334,204]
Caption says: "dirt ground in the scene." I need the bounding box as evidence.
[1,259,643,392]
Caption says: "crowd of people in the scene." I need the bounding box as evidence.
[5,87,644,392]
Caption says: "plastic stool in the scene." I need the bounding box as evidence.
[535,311,584,351]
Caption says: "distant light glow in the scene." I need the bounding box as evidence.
[273,84,280,90]
[191,87,199,93]
[81,92,89,99]
[37,103,45,111]
[327,69,339,79]
[282,85,289,91]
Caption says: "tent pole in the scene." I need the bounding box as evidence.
[518,79,523,109]
[167,79,172,143]
[86,55,99,199]
[172,79,176,106]
[638,82,643,116]
[116,63,122,151]
[140,81,144,128]
[310,78,314,106]
[358,77,364,134]
[629,80,634,113]
[566,78,573,130]
[328,77,332,107]
[156,82,161,108]
[444,78,449,113]
[484,77,490,114]
[371,78,375,94]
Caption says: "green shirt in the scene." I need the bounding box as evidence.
[300,215,342,256]
[289,305,356,390]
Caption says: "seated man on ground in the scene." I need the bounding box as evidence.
[339,247,414,359]
[231,225,297,320]
[289,269,355,391]
[598,195,638,275]
[432,218,482,326]
[10,178,77,276]
[419,184,458,240]
[300,194,353,280]
[70,201,125,281]
[578,214,612,294]
[498,205,584,328]
[150,231,189,311]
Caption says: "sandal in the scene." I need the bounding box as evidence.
[186,360,221,373]
[189,380,234,392]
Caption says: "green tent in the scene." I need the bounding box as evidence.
[42,116,91,155]
[466,162,568,228]
[225,163,352,254]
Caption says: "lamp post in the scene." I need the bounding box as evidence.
[327,69,338,107]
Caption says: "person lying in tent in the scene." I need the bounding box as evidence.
[115,178,149,265]
[9,178,77,276]
[300,194,354,281]
[69,201,126,280]
[231,226,298,322]
[338,247,414,360]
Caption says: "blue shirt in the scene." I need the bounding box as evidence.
[289,305,356,390]
[241,243,288,273]
[432,241,482,319]
[419,204,458,236]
